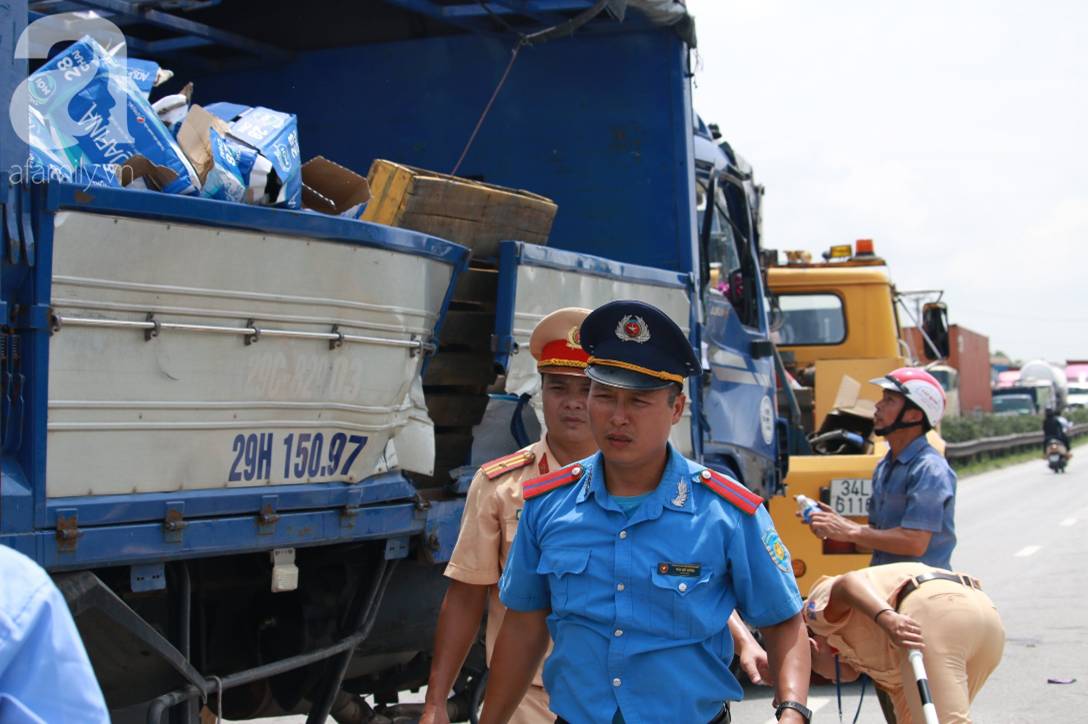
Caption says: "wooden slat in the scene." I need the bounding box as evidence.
[423,352,497,387]
[426,393,490,427]
[452,267,499,305]
[438,310,494,351]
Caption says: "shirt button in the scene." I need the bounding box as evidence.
[618,530,628,539]
[612,678,622,687]
[678,582,688,592]
[614,629,623,637]
[616,583,625,591]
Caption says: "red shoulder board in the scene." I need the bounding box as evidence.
[522,463,585,500]
[696,469,762,515]
[480,449,536,480]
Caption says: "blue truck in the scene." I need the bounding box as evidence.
[1,2,785,721]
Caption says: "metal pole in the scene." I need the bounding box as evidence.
[176,562,195,724]
[305,558,397,724]
[907,649,940,724]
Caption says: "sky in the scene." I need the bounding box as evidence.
[686,0,1087,364]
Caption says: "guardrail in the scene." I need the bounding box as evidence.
[944,423,1088,463]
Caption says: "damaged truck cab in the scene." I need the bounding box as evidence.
[1,2,783,721]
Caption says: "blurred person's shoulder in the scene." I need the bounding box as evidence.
[0,545,53,622]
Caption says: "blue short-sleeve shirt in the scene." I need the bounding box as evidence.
[499,446,802,724]
[0,545,110,723]
[868,435,957,569]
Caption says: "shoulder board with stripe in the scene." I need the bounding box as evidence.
[694,468,762,515]
[480,449,536,480]
[522,463,585,500]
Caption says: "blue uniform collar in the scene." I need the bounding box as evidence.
[577,445,695,516]
[892,434,930,464]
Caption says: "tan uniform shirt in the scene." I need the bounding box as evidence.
[805,562,934,691]
[444,438,558,688]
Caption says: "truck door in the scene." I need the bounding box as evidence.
[697,173,779,495]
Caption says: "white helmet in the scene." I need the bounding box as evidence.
[870,367,946,429]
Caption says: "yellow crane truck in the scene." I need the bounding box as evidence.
[766,240,946,593]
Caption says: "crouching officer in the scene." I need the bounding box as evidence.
[480,301,812,724]
[805,562,1005,723]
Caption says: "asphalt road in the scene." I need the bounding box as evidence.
[244,452,1088,723]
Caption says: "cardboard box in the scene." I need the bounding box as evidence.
[301,157,370,218]
[205,102,301,208]
[176,105,256,203]
[362,160,556,257]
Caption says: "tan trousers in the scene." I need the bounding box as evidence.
[888,580,1005,723]
[509,684,553,724]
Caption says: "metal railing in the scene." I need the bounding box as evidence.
[944,423,1088,463]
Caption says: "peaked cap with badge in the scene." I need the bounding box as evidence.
[579,300,700,390]
[529,307,592,377]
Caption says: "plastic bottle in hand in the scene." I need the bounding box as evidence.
[795,494,820,524]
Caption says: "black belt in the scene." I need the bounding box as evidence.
[556,704,729,724]
[895,571,982,610]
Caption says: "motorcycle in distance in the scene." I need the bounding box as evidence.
[1045,438,1070,473]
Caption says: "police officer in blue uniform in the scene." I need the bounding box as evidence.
[480,301,811,724]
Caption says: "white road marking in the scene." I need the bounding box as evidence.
[1060,517,1077,527]
[761,696,829,724]
[1014,545,1042,557]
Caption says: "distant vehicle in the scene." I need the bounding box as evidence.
[927,364,961,418]
[1020,360,1068,410]
[1068,383,1088,409]
[903,324,992,413]
[993,394,1036,415]
[1046,440,1069,473]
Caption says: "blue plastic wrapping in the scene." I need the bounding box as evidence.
[25,36,199,195]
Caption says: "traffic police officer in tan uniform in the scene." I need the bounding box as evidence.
[805,562,1005,724]
[420,308,597,724]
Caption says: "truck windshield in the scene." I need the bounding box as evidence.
[929,368,957,391]
[776,293,846,345]
[993,395,1035,415]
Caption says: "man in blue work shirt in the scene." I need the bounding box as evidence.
[480,301,811,724]
[0,544,110,723]
[809,367,956,569]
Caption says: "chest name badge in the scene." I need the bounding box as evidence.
[657,562,702,577]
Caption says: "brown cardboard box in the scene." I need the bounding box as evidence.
[301,157,371,218]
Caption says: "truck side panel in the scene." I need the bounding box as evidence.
[2,183,469,569]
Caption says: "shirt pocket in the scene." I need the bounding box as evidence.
[536,547,590,613]
[500,517,519,565]
[650,567,714,639]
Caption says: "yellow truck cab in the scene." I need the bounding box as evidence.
[766,241,944,593]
